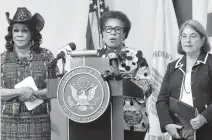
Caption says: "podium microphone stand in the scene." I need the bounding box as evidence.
[61,57,66,74]
[55,57,66,78]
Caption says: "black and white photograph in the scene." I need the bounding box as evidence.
[0,0,212,140]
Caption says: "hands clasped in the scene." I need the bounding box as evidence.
[18,87,37,102]
[190,114,206,130]
[165,114,207,139]
[165,124,182,139]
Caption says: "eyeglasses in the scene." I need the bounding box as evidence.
[104,26,124,34]
[180,33,200,41]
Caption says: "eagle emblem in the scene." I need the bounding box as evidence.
[57,66,110,123]
[68,77,99,111]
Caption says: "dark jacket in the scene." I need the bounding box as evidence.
[156,52,212,139]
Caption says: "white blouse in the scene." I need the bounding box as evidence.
[180,69,193,106]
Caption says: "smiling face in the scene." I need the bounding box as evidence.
[102,18,126,49]
[12,23,32,49]
[180,26,205,55]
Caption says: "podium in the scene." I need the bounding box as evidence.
[47,51,144,140]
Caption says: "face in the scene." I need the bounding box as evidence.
[102,18,126,49]
[180,26,205,55]
[12,23,32,49]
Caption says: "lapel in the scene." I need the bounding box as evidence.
[175,56,186,75]
[175,52,209,74]
[193,52,208,66]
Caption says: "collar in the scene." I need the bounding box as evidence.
[175,52,209,74]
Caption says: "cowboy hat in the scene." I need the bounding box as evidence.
[6,7,45,31]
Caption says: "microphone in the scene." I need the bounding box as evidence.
[108,52,122,80]
[47,51,65,68]
[47,42,76,68]
[108,52,119,68]
[60,42,76,55]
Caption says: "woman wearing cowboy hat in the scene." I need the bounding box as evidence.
[0,7,59,140]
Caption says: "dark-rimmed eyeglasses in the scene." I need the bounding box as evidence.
[104,26,124,34]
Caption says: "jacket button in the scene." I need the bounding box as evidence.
[193,97,195,100]
[191,82,193,85]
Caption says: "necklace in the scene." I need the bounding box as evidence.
[183,72,191,94]
[14,50,33,80]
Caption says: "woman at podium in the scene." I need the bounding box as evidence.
[156,20,212,140]
[0,7,59,140]
[98,10,152,140]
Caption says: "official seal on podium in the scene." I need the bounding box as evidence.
[57,66,110,123]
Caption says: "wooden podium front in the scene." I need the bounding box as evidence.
[47,56,143,140]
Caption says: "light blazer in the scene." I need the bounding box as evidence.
[156,52,212,138]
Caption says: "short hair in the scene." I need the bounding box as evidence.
[4,22,43,53]
[99,10,131,39]
[177,20,211,54]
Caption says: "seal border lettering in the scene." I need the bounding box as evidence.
[57,66,110,123]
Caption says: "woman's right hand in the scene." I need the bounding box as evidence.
[165,124,182,139]
[17,87,36,102]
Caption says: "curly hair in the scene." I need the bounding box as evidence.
[177,20,211,55]
[99,10,131,39]
[4,21,43,53]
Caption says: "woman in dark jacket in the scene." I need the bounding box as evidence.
[156,20,212,140]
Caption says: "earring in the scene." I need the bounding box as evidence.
[200,46,204,52]
[119,41,124,48]
[102,39,107,49]
[10,40,13,45]
[31,40,34,46]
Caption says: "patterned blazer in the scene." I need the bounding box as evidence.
[97,45,152,132]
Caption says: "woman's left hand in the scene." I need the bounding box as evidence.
[17,87,37,102]
[190,114,207,129]
[19,94,37,102]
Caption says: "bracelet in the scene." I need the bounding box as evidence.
[204,117,208,124]
[202,115,208,124]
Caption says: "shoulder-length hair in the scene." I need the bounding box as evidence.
[99,10,131,40]
[4,22,43,53]
[177,20,211,55]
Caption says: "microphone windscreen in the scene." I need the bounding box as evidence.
[68,42,76,50]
